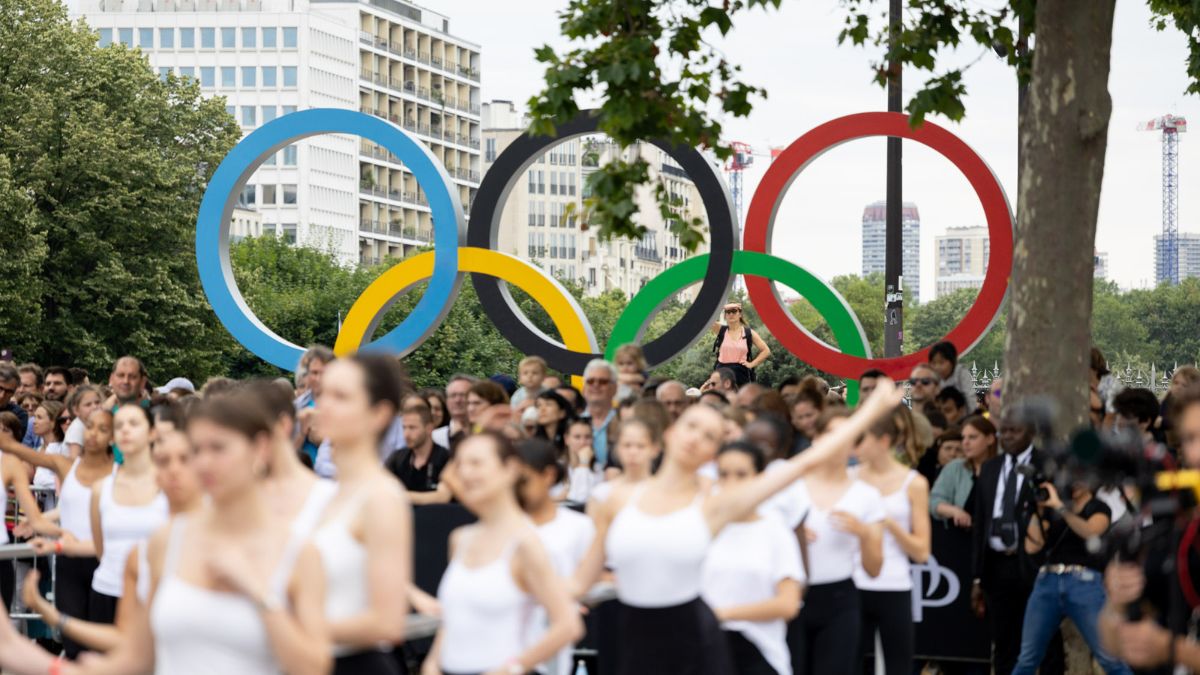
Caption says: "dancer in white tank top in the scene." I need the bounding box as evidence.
[585,417,659,515]
[702,441,805,675]
[313,355,414,675]
[0,420,52,612]
[87,404,168,627]
[14,430,205,666]
[429,433,582,675]
[852,408,931,675]
[516,439,596,675]
[16,407,116,659]
[574,379,903,675]
[53,392,332,675]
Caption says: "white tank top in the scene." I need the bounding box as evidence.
[438,533,535,673]
[606,484,712,607]
[792,479,885,585]
[59,460,94,543]
[290,480,337,540]
[150,516,304,675]
[92,473,169,596]
[311,484,391,656]
[854,470,917,591]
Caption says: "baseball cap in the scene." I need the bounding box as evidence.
[155,377,196,394]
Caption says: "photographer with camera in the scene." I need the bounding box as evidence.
[1099,381,1200,673]
[1013,477,1129,674]
[970,407,1065,675]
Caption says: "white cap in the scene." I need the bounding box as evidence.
[521,406,539,424]
[685,387,702,398]
[156,377,195,394]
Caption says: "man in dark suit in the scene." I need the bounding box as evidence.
[970,406,1064,675]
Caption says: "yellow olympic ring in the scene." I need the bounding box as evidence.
[336,247,595,390]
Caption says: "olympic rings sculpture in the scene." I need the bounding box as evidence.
[195,108,1012,396]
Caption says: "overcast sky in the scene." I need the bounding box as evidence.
[438,0,1199,302]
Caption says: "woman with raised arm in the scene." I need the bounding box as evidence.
[573,379,902,675]
[10,407,116,658]
[88,404,169,626]
[312,353,413,674]
[425,432,584,675]
[853,409,932,675]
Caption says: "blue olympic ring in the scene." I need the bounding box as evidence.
[195,109,464,370]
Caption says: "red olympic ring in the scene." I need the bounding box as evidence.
[743,112,1013,379]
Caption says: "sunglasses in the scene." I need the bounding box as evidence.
[0,385,15,395]
[908,377,936,387]
[724,308,741,314]
[58,417,70,424]
[585,378,611,386]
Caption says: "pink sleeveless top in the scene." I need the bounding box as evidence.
[717,326,751,364]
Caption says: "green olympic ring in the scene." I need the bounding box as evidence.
[607,251,870,406]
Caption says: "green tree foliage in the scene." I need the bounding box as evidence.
[0,0,241,380]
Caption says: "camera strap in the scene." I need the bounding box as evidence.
[1179,517,1200,610]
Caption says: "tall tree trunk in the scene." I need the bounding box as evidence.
[1004,0,1116,432]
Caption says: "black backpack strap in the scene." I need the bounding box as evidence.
[712,324,728,355]
[743,325,753,358]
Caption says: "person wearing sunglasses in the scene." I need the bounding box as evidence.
[581,359,619,467]
[710,303,771,388]
[906,364,941,414]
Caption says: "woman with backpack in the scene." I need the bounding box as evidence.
[711,303,771,387]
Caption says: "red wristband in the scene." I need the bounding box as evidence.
[48,657,63,675]
[54,540,63,555]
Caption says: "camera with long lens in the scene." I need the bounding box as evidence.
[1014,464,1051,503]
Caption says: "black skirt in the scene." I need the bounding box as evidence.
[616,598,735,675]
[334,650,403,675]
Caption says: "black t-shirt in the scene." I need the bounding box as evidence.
[1042,497,1111,570]
[385,443,451,492]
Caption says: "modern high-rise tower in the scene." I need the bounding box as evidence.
[861,200,920,300]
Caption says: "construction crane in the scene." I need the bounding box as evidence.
[724,141,782,241]
[1139,114,1188,285]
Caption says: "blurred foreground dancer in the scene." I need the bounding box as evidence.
[313,354,414,674]
[427,432,584,675]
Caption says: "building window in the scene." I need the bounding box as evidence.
[282,146,297,165]
[281,224,296,244]
[158,67,171,81]
[282,27,298,48]
[528,171,536,195]
[242,27,256,48]
[221,27,235,49]
[263,153,276,166]
[200,27,215,48]
[98,28,112,46]
[589,268,596,286]
[239,185,256,206]
[282,185,297,204]
[242,106,256,126]
[261,66,276,86]
[262,184,277,204]
[262,27,277,48]
[221,67,235,88]
[568,172,576,196]
[180,66,194,80]
[225,105,235,117]
[485,138,495,162]
[138,27,153,48]
[282,66,297,87]
[242,66,256,86]
[262,105,277,122]
[159,28,174,48]
[200,66,215,87]
[179,27,194,48]
[537,170,544,194]
[528,232,536,258]
[282,105,296,115]
[118,27,133,47]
